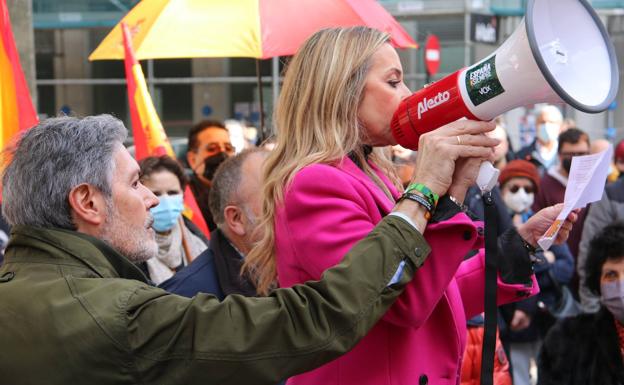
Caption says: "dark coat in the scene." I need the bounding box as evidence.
[538,308,624,385]
[160,228,257,299]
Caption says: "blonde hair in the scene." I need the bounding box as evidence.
[243,27,401,295]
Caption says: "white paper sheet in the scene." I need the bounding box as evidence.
[537,146,613,251]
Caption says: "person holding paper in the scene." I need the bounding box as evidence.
[243,27,578,385]
[533,128,590,259]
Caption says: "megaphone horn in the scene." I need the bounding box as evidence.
[391,0,619,190]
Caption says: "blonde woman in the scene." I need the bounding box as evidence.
[245,27,571,385]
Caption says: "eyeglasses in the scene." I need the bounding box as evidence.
[508,185,534,194]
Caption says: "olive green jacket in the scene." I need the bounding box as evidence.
[0,216,429,385]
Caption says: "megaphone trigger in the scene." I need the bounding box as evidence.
[476,161,500,193]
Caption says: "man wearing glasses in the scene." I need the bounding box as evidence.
[186,120,236,231]
[532,128,590,259]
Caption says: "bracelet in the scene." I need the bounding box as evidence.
[448,195,468,212]
[522,238,538,255]
[405,183,439,208]
[399,191,433,221]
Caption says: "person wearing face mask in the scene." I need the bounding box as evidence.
[186,120,236,232]
[498,160,575,385]
[533,128,590,262]
[161,149,267,300]
[138,156,209,284]
[538,222,624,385]
[577,147,624,314]
[516,105,564,174]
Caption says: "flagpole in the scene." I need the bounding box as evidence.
[255,59,265,143]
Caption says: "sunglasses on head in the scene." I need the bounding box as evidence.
[508,185,534,194]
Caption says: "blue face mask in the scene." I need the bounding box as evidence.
[150,194,184,232]
[537,122,560,143]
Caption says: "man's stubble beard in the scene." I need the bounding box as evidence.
[100,199,158,263]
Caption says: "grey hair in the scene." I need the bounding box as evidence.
[2,115,127,229]
[209,148,267,226]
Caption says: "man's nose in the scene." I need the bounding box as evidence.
[142,185,160,209]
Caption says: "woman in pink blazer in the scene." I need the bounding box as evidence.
[245,27,575,385]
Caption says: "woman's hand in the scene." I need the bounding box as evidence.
[517,204,579,247]
[510,309,531,331]
[410,120,499,197]
[447,157,484,204]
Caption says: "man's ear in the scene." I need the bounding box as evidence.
[68,184,108,231]
[223,205,245,236]
[187,150,197,169]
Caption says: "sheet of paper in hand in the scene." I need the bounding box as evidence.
[538,146,614,251]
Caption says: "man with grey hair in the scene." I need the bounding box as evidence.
[161,148,267,298]
[516,104,565,174]
[0,115,435,384]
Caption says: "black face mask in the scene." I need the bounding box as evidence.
[202,152,228,180]
[562,157,572,174]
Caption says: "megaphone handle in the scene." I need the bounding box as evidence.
[476,161,500,193]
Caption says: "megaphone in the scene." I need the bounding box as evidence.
[391,0,619,192]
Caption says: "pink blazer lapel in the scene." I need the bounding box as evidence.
[337,156,399,215]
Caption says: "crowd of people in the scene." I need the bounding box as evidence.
[0,26,622,385]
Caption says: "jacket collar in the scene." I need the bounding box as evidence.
[210,228,257,297]
[6,225,149,284]
[337,156,400,214]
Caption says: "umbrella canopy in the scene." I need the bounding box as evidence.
[89,0,417,61]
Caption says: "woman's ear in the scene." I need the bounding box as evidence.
[68,184,108,232]
[223,205,245,236]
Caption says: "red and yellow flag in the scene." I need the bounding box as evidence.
[0,0,38,151]
[122,22,209,237]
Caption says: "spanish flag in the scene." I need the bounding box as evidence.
[0,0,38,151]
[122,22,209,237]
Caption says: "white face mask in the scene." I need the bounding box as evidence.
[601,279,624,323]
[503,188,534,214]
[537,122,560,143]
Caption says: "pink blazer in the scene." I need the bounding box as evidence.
[274,157,539,385]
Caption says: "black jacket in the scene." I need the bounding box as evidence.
[538,308,624,385]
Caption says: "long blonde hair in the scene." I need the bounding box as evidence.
[244,27,401,295]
